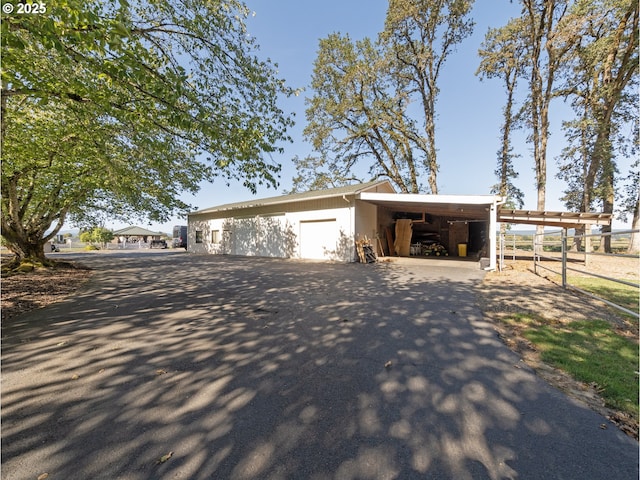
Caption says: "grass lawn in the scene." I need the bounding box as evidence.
[502,314,639,421]
[567,276,639,316]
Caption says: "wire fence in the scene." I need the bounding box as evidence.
[500,229,639,319]
[516,229,640,318]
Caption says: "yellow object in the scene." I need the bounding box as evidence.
[457,243,467,257]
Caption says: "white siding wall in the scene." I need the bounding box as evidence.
[233,217,259,256]
[354,200,378,254]
[188,204,356,261]
[188,218,229,255]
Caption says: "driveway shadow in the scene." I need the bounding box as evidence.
[2,254,637,479]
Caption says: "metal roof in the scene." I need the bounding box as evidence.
[497,209,612,227]
[190,180,395,215]
[112,226,163,236]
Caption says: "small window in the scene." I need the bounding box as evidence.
[211,230,220,244]
[195,230,203,243]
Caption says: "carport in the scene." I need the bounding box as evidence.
[357,192,502,271]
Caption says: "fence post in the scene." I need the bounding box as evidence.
[584,224,591,267]
[499,233,504,271]
[561,228,567,288]
[533,233,538,274]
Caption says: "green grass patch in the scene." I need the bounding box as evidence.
[520,318,639,419]
[567,276,639,316]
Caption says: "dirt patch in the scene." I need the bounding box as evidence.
[476,259,638,440]
[1,256,94,321]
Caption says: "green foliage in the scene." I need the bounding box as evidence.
[523,319,639,418]
[477,18,526,209]
[617,159,639,223]
[382,0,475,194]
[286,155,360,194]
[1,0,294,262]
[554,0,638,220]
[80,227,114,247]
[304,34,424,193]
[93,227,114,245]
[79,231,92,244]
[301,0,475,194]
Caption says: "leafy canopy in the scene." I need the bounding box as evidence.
[299,0,475,194]
[1,0,294,260]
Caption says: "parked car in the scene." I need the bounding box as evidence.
[150,239,168,249]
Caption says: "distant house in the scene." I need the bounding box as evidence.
[112,226,164,244]
[187,181,505,269]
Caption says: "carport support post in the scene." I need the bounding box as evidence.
[499,232,504,271]
[561,228,567,288]
[488,203,498,270]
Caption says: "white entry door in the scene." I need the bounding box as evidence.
[299,219,337,260]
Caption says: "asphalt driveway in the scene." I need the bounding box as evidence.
[2,252,638,479]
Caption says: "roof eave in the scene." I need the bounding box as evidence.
[189,180,394,216]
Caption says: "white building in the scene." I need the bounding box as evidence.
[188,180,506,270]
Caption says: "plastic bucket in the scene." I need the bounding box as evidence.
[457,243,467,257]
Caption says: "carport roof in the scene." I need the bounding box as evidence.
[357,192,501,219]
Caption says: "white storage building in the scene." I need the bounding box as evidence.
[187,180,506,270]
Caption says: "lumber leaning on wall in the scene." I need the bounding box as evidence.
[394,219,412,257]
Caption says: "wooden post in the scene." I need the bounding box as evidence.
[584,224,591,267]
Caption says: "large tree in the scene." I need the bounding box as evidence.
[619,159,640,253]
[519,0,573,222]
[1,0,294,265]
[286,155,362,194]
[382,0,475,194]
[490,0,573,252]
[477,18,526,214]
[300,0,474,194]
[556,0,638,251]
[303,34,426,193]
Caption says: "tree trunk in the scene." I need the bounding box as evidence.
[601,182,614,253]
[425,112,439,194]
[2,231,51,267]
[571,225,584,252]
[598,121,615,253]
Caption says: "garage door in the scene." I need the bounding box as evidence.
[299,219,337,260]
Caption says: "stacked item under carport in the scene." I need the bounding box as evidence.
[421,242,448,256]
[394,219,413,256]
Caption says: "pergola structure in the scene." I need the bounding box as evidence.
[497,209,612,228]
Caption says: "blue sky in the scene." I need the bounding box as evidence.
[108,1,634,233]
